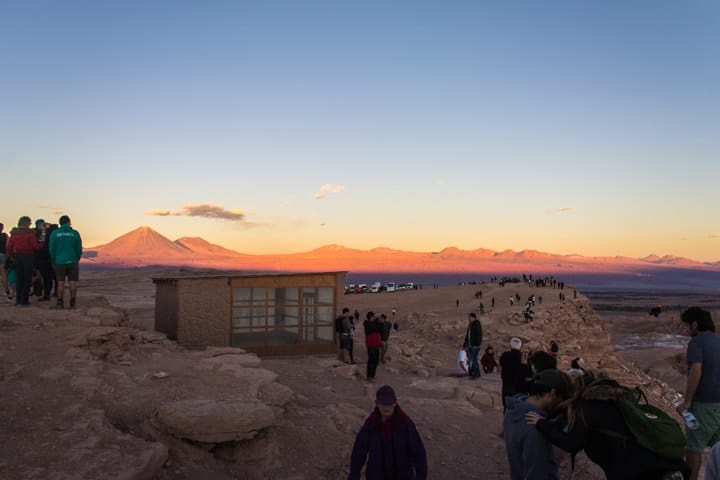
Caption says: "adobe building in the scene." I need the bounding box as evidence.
[152,271,346,355]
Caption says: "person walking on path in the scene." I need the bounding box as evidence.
[6,216,42,306]
[349,385,427,480]
[364,312,384,381]
[465,312,483,379]
[49,215,82,309]
[677,307,720,480]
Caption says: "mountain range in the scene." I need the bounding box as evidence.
[82,226,720,274]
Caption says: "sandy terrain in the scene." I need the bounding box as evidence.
[1,269,713,479]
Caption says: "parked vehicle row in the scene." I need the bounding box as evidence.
[344,282,415,294]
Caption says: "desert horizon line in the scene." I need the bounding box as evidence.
[85,225,720,266]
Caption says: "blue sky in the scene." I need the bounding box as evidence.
[1,1,718,260]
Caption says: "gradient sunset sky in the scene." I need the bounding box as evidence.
[2,1,718,261]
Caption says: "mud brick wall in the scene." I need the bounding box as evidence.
[176,278,231,347]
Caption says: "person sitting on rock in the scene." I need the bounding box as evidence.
[349,385,427,480]
[456,344,469,377]
[480,346,498,374]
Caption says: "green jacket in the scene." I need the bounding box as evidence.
[49,224,82,265]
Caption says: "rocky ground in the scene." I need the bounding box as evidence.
[0,270,710,479]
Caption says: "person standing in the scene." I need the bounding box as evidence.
[380,314,392,363]
[500,338,524,412]
[34,220,54,302]
[465,313,483,379]
[336,308,351,362]
[0,222,9,298]
[6,216,42,306]
[49,215,82,309]
[677,307,720,480]
[349,385,427,480]
[364,312,384,381]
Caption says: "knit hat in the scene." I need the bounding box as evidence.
[35,219,45,228]
[510,337,522,350]
[375,385,397,405]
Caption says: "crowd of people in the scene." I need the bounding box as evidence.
[0,215,82,309]
[335,307,398,381]
[344,292,718,480]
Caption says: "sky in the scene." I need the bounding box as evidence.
[1,1,718,261]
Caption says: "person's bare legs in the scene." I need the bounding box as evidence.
[687,451,701,480]
[56,279,65,306]
[69,280,77,303]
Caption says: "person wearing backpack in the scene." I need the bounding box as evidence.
[677,307,720,480]
[336,308,351,362]
[526,375,690,480]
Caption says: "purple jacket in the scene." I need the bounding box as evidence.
[349,405,427,480]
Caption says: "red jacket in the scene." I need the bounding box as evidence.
[7,228,42,256]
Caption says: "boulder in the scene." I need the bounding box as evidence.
[258,382,294,408]
[200,353,262,369]
[152,399,275,443]
[86,307,126,326]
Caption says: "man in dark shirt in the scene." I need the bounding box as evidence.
[678,307,720,480]
[500,337,524,412]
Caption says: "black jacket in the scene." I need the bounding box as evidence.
[466,320,482,347]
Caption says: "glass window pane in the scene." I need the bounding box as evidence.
[311,306,333,324]
[317,287,334,304]
[274,287,299,305]
[303,325,334,344]
[233,288,252,305]
[231,330,265,348]
[232,307,265,328]
[252,287,266,305]
[267,326,300,345]
[271,306,299,327]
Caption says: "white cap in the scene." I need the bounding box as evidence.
[510,337,522,350]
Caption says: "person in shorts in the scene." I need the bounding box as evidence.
[677,307,720,480]
[49,215,82,309]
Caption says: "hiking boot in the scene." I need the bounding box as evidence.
[54,299,64,309]
[70,298,76,309]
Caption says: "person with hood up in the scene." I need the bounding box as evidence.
[349,385,427,480]
[504,369,572,480]
[6,216,42,306]
[500,337,525,411]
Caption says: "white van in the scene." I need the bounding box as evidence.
[370,282,382,293]
[385,282,396,293]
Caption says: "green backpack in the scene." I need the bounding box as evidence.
[598,386,686,461]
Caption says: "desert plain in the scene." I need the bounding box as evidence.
[1,268,718,480]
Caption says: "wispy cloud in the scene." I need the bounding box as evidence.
[145,209,171,216]
[145,204,248,222]
[314,183,345,200]
[710,233,720,239]
[548,206,575,214]
[436,180,446,187]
